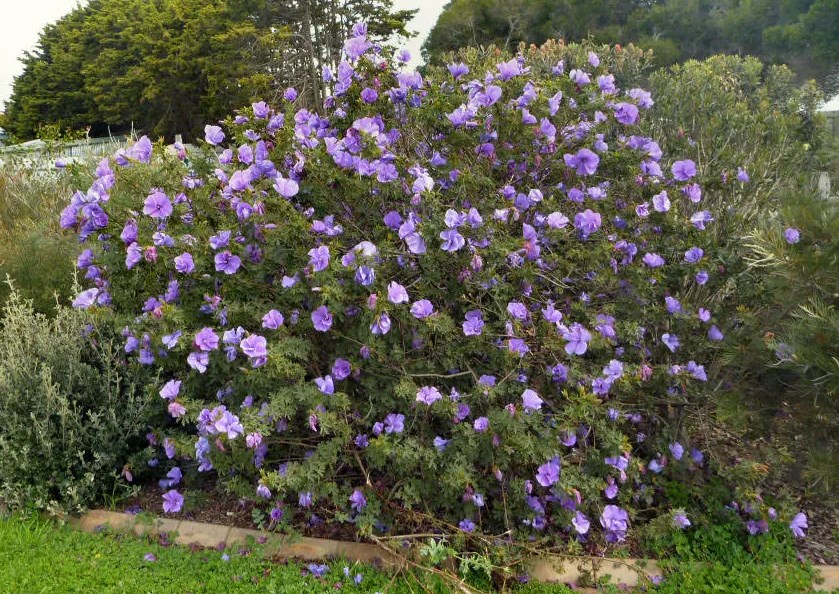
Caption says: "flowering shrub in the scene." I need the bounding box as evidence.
[60,27,806,546]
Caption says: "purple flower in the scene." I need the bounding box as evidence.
[384,413,405,434]
[417,386,442,405]
[307,563,329,578]
[387,281,409,304]
[521,389,543,412]
[355,266,375,286]
[344,34,370,60]
[604,479,618,500]
[507,301,529,321]
[665,296,682,314]
[652,191,670,213]
[784,228,800,244]
[613,102,639,125]
[143,553,157,562]
[204,125,225,145]
[194,328,219,351]
[440,229,465,252]
[673,514,691,529]
[564,149,600,176]
[570,69,590,86]
[274,176,299,198]
[433,436,450,452]
[311,306,333,332]
[262,309,284,329]
[572,511,590,535]
[360,87,378,103]
[600,505,629,542]
[174,252,195,274]
[737,167,750,182]
[308,245,330,272]
[562,323,592,356]
[187,351,209,373]
[447,62,469,79]
[669,442,684,460]
[686,361,707,381]
[603,360,624,380]
[708,325,724,341]
[496,57,523,80]
[214,251,241,275]
[332,359,351,381]
[143,190,172,219]
[370,313,391,335]
[447,105,476,128]
[462,310,484,336]
[747,519,769,535]
[459,519,476,532]
[257,484,272,499]
[690,210,714,230]
[72,288,99,309]
[684,247,704,263]
[789,512,808,538]
[240,334,268,359]
[410,299,434,319]
[473,417,489,432]
[547,212,569,229]
[574,209,602,237]
[299,492,313,508]
[160,380,181,401]
[643,253,665,268]
[349,489,367,511]
[536,459,560,487]
[671,159,697,181]
[662,333,680,352]
[162,489,184,513]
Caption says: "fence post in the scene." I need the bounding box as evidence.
[818,172,832,201]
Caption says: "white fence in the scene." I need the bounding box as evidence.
[0,136,132,171]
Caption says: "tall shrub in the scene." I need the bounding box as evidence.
[60,30,806,545]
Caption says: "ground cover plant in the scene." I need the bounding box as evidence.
[58,23,815,572]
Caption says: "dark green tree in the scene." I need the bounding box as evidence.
[3,0,414,141]
[423,0,837,92]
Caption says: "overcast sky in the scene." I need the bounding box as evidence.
[0,0,447,106]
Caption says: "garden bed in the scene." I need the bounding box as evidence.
[77,509,839,592]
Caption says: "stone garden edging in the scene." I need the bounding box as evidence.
[75,510,839,592]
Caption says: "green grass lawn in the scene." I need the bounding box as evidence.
[0,515,826,593]
[0,515,446,594]
[0,515,574,594]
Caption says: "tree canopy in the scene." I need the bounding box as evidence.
[423,0,838,92]
[3,0,415,141]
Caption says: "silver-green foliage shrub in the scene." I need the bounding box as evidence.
[0,287,156,513]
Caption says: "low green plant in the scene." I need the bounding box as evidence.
[651,518,819,594]
[0,287,158,513]
[0,160,79,313]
